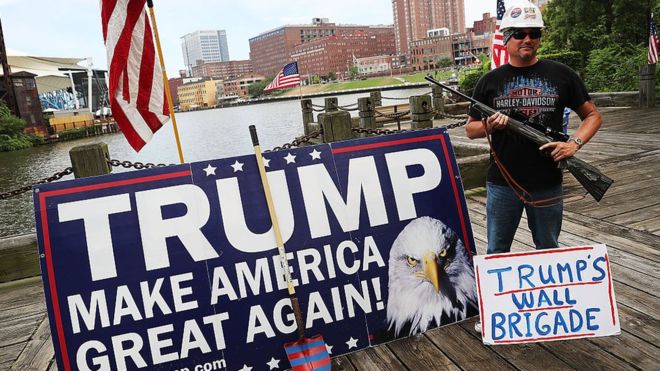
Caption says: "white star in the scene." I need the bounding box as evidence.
[325,343,334,354]
[266,357,280,370]
[284,152,296,164]
[230,160,244,172]
[263,157,271,168]
[309,149,322,160]
[203,164,216,176]
[237,365,253,371]
[346,337,358,349]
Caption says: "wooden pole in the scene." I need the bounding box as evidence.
[69,143,112,178]
[147,0,185,164]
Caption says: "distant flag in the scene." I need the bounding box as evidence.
[100,0,169,152]
[264,62,301,92]
[650,13,659,64]
[491,0,509,69]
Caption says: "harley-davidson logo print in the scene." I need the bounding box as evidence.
[494,75,558,119]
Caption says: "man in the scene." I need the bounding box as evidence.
[467,1,602,332]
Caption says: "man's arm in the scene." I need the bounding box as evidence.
[539,101,602,162]
[465,111,510,139]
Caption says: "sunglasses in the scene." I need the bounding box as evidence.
[511,29,542,40]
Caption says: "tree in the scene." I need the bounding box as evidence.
[436,57,453,68]
[327,71,337,81]
[0,100,25,136]
[247,77,275,98]
[349,66,359,80]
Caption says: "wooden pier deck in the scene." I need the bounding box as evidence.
[1,107,658,370]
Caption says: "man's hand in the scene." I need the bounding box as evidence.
[486,111,509,134]
[539,140,580,162]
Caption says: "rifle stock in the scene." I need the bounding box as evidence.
[424,76,613,201]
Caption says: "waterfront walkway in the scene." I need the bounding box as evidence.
[1,107,658,370]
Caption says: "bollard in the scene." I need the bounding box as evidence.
[318,111,354,142]
[325,97,338,112]
[301,99,314,135]
[639,64,656,108]
[410,95,434,129]
[358,97,376,137]
[370,90,382,107]
[69,143,112,178]
[432,85,445,119]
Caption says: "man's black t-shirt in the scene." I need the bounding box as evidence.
[469,59,590,189]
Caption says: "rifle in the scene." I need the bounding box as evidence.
[425,76,613,202]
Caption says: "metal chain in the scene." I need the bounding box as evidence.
[107,159,173,169]
[266,129,323,152]
[0,167,74,200]
[312,108,325,112]
[337,106,359,112]
[435,111,468,120]
[374,110,411,119]
[351,119,467,136]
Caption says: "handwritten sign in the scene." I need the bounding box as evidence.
[474,244,620,345]
[34,128,479,371]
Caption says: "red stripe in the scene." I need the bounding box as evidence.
[494,333,596,343]
[136,15,159,131]
[100,0,118,42]
[40,193,71,371]
[484,246,594,259]
[440,135,471,258]
[331,134,443,154]
[310,357,331,368]
[110,95,146,151]
[605,254,616,326]
[109,0,145,96]
[287,345,327,360]
[494,281,602,296]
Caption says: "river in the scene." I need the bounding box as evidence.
[0,87,430,238]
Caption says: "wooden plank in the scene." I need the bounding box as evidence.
[12,317,54,371]
[388,333,460,370]
[347,344,407,370]
[0,342,24,369]
[616,304,660,344]
[0,313,45,348]
[540,339,637,371]
[424,324,517,371]
[588,330,660,370]
[331,356,357,371]
[456,318,573,370]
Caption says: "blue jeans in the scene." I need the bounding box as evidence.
[486,182,563,254]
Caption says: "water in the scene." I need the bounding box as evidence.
[0,87,429,237]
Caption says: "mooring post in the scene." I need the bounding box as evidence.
[318,110,354,143]
[358,97,376,138]
[324,97,338,112]
[640,64,656,108]
[370,90,382,107]
[301,99,313,135]
[432,85,445,119]
[410,95,434,129]
[69,143,112,178]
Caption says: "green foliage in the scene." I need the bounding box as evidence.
[0,100,26,136]
[349,66,359,80]
[57,127,97,141]
[247,77,275,98]
[538,51,584,73]
[0,134,32,151]
[458,54,491,94]
[584,43,647,92]
[436,57,453,68]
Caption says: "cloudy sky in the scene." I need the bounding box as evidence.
[0,0,496,75]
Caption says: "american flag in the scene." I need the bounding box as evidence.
[649,13,659,64]
[284,335,331,371]
[101,0,169,152]
[265,62,301,91]
[491,0,509,69]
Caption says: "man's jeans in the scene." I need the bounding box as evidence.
[486,182,563,254]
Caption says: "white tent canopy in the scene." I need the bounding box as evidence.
[2,55,90,94]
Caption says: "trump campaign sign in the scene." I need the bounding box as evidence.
[474,244,621,345]
[34,128,478,371]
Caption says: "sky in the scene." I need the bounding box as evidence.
[0,0,496,76]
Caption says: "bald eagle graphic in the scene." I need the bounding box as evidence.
[386,217,477,336]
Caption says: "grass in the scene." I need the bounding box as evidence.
[400,70,456,83]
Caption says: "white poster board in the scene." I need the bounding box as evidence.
[473,244,621,345]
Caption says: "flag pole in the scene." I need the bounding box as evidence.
[146,0,185,164]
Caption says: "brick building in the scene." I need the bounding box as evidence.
[291,32,395,80]
[177,78,220,111]
[409,35,453,71]
[249,18,395,77]
[191,59,253,80]
[471,13,497,36]
[10,72,46,135]
[392,0,465,56]
[222,73,265,101]
[355,55,394,75]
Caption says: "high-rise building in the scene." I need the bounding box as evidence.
[392,0,465,55]
[249,18,395,77]
[180,30,230,72]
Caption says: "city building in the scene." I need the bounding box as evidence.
[392,0,465,55]
[471,13,497,36]
[191,59,253,80]
[249,18,395,77]
[177,78,219,111]
[291,32,395,80]
[355,55,394,76]
[10,71,46,135]
[180,30,230,73]
[168,74,203,108]
[409,35,453,71]
[222,73,265,101]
